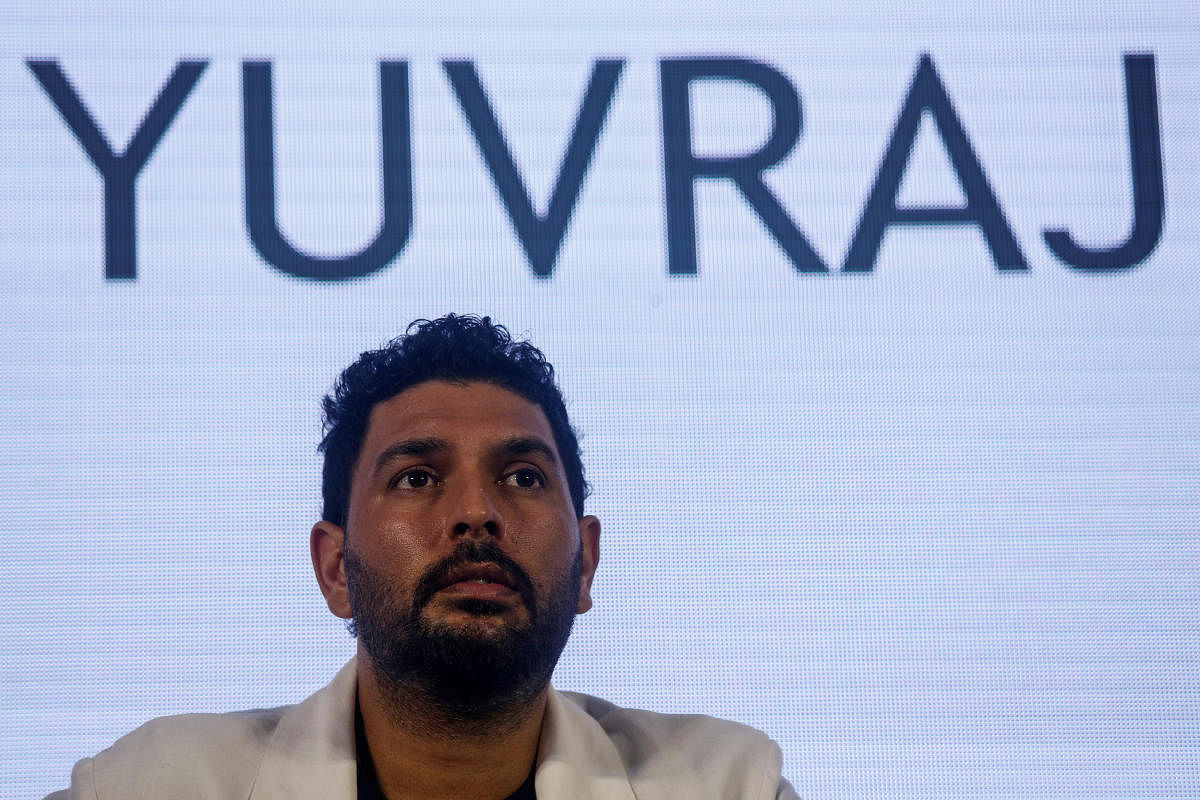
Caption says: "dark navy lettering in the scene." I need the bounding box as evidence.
[242,61,413,281]
[660,58,826,275]
[1042,54,1163,271]
[28,60,207,280]
[843,54,1025,271]
[444,60,623,278]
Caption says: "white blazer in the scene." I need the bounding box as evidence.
[47,659,797,799]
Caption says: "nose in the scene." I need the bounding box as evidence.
[449,475,503,539]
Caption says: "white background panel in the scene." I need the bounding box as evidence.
[2,3,1198,797]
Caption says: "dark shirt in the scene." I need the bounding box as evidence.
[355,705,536,800]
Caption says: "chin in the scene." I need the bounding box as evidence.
[449,597,511,616]
[427,602,530,637]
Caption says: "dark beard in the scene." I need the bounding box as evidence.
[344,538,582,730]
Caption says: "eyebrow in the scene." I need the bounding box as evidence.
[497,436,560,467]
[371,437,451,478]
[369,435,560,479]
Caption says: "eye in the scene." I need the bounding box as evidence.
[392,468,438,490]
[502,468,545,489]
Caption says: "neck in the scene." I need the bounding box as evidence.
[357,648,547,800]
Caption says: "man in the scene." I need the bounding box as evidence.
[48,315,797,800]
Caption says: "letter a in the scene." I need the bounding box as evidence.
[843,55,1025,271]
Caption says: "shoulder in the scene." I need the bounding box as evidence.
[559,691,778,756]
[49,660,360,800]
[77,706,289,799]
[556,691,790,799]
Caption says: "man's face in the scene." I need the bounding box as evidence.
[316,379,599,717]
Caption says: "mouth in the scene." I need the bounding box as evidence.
[434,561,521,602]
[413,542,537,614]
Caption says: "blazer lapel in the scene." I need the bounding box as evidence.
[246,661,638,800]
[248,659,358,800]
[536,688,638,800]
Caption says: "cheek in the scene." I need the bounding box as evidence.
[349,513,434,583]
[514,513,580,571]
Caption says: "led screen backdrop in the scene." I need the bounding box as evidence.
[3,3,1198,797]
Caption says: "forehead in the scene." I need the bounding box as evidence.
[357,379,559,463]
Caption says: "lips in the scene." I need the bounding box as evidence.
[432,561,523,605]
[437,562,518,591]
[412,540,537,612]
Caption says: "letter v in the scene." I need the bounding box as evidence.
[444,60,623,277]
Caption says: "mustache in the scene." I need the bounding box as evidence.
[412,540,537,613]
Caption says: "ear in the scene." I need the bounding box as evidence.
[575,515,601,614]
[311,520,353,619]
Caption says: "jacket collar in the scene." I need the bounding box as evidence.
[248,658,637,800]
[248,658,358,800]
[536,687,638,800]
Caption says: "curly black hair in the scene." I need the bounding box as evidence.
[318,315,588,528]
